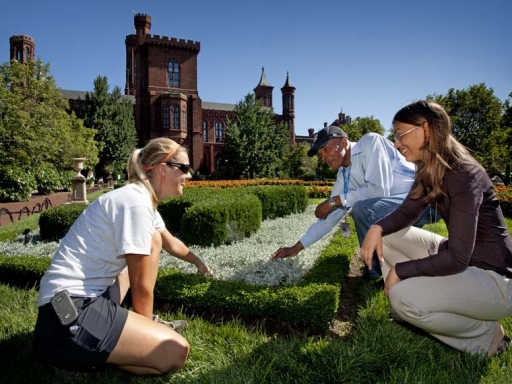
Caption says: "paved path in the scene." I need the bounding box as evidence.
[0,191,72,227]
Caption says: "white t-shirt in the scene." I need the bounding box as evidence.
[37,183,165,306]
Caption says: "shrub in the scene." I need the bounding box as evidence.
[39,204,88,241]
[0,166,37,202]
[35,164,62,195]
[0,254,50,289]
[58,170,75,191]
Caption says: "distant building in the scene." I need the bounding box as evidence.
[8,16,350,173]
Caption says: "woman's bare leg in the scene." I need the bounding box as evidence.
[107,312,189,375]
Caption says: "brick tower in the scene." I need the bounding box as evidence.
[281,72,295,144]
[253,67,273,108]
[9,35,35,63]
[125,13,203,167]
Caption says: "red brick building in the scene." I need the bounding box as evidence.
[8,14,322,173]
[124,13,299,173]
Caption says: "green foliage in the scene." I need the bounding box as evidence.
[223,93,289,179]
[35,163,61,195]
[80,76,137,177]
[155,269,339,333]
[342,116,385,141]
[0,165,37,202]
[0,254,50,289]
[0,59,100,175]
[428,84,508,176]
[246,185,308,220]
[58,169,75,191]
[281,143,318,179]
[38,204,87,241]
[302,219,358,286]
[180,193,262,246]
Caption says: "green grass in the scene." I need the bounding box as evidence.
[1,200,512,383]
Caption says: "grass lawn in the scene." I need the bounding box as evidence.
[0,199,511,383]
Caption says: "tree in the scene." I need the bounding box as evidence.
[80,76,137,178]
[0,58,99,172]
[341,116,385,142]
[222,93,289,179]
[501,92,512,184]
[281,143,318,179]
[428,84,507,175]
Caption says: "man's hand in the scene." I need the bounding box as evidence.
[314,199,335,219]
[271,242,304,261]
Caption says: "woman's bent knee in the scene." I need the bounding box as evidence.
[156,338,190,373]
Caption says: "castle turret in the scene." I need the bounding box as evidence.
[9,35,35,63]
[281,72,296,144]
[134,13,152,37]
[253,67,273,108]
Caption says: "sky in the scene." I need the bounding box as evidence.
[1,0,511,136]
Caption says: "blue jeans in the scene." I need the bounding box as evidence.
[351,195,438,279]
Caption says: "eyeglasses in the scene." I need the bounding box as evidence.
[393,124,423,143]
[164,162,192,174]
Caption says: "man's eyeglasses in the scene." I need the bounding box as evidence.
[164,162,192,174]
[393,124,423,143]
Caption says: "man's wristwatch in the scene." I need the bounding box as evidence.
[328,197,336,209]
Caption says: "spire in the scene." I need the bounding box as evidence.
[256,66,272,87]
[282,71,293,88]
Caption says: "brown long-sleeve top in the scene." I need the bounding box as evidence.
[377,160,512,280]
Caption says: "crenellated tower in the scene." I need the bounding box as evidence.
[281,71,295,144]
[9,35,35,63]
[253,67,273,108]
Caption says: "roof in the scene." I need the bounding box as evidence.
[59,89,136,104]
[202,101,236,111]
[255,67,272,87]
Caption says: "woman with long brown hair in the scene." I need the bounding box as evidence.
[360,100,512,356]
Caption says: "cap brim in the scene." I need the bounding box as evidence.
[307,136,330,157]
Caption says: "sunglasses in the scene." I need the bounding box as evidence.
[165,162,192,174]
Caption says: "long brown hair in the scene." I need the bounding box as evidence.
[126,138,187,209]
[393,100,472,205]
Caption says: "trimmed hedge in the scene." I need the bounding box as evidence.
[38,204,87,242]
[155,271,339,333]
[0,254,50,289]
[0,218,358,333]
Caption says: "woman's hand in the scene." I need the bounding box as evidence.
[196,263,215,278]
[384,266,401,297]
[360,224,383,272]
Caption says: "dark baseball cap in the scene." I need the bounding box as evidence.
[307,125,349,157]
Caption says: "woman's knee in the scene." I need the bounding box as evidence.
[156,337,190,373]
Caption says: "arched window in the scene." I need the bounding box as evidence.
[162,106,170,129]
[202,121,207,142]
[168,58,180,88]
[215,121,223,143]
[16,48,22,61]
[171,106,179,129]
[284,94,290,109]
[25,47,30,61]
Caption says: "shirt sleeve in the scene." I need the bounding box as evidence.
[394,169,481,279]
[299,208,348,248]
[346,135,394,207]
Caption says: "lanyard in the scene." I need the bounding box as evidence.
[341,165,351,207]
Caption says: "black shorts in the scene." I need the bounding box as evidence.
[34,281,128,371]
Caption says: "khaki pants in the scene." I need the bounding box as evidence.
[382,227,512,355]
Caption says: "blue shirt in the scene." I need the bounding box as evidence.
[300,133,416,248]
